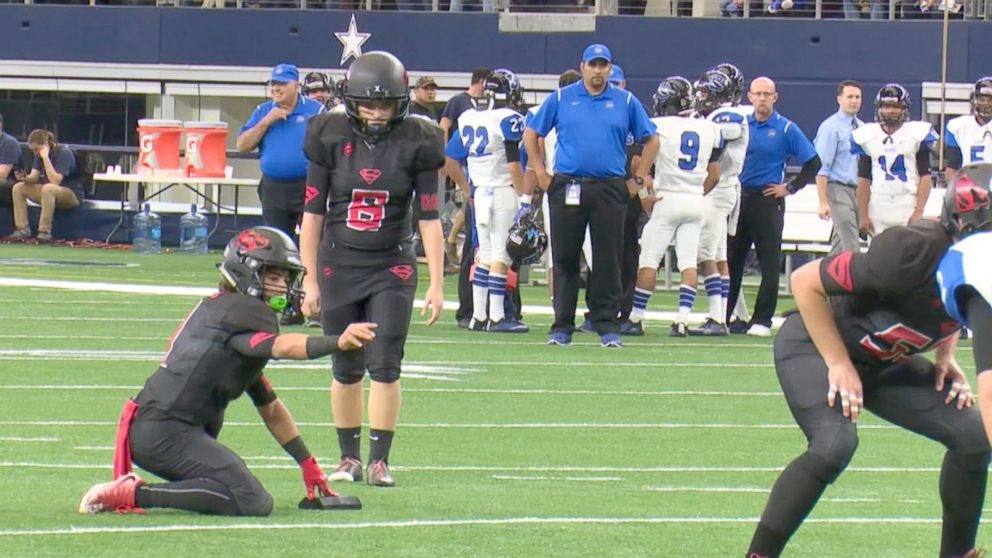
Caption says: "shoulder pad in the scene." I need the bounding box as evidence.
[711,110,745,124]
[939,231,992,325]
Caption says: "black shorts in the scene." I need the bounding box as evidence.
[128,407,271,516]
[774,313,989,466]
[317,257,417,384]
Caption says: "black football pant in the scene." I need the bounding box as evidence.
[548,174,627,335]
[258,175,304,241]
[129,411,272,516]
[748,314,990,557]
[456,203,475,323]
[619,196,642,321]
[727,189,784,328]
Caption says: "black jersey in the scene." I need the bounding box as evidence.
[817,220,960,367]
[303,113,444,265]
[134,291,279,429]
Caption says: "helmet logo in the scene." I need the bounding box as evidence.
[237,229,270,251]
[956,186,990,212]
[359,168,382,185]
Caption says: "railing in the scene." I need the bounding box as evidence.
[8,0,989,18]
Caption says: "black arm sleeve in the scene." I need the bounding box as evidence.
[963,288,992,374]
[858,155,873,180]
[945,146,963,171]
[916,144,932,176]
[504,140,521,163]
[709,143,726,164]
[229,331,277,358]
[787,155,821,194]
[413,168,440,221]
[246,374,278,407]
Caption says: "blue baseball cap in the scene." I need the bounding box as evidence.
[582,43,612,64]
[269,63,299,83]
[609,64,625,84]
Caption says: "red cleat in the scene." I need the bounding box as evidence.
[78,473,145,514]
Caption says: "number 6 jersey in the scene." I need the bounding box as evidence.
[303,112,445,265]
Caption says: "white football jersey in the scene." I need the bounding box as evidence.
[651,116,722,195]
[938,231,992,326]
[526,105,556,175]
[946,114,992,167]
[707,107,749,190]
[851,121,938,196]
[456,107,525,188]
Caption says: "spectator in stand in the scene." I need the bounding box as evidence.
[410,76,439,121]
[0,113,21,208]
[9,129,81,242]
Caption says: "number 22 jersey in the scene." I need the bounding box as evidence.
[303,112,445,266]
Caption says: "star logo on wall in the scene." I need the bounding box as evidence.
[335,14,371,67]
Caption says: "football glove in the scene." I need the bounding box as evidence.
[300,456,335,499]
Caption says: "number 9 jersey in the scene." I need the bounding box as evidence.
[303,112,445,265]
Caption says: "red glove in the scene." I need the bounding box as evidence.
[300,456,335,499]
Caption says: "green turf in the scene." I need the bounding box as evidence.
[0,244,980,557]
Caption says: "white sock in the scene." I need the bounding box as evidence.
[472,266,490,322]
[488,272,507,323]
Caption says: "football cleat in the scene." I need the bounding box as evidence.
[728,318,750,334]
[305,316,322,328]
[78,473,144,514]
[600,332,623,348]
[327,457,363,483]
[488,319,529,333]
[547,331,572,346]
[366,460,395,487]
[669,322,688,338]
[619,320,644,336]
[746,324,772,338]
[468,318,489,332]
[689,318,728,337]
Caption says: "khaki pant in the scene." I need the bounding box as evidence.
[12,182,80,234]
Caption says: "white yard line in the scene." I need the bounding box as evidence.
[0,420,897,429]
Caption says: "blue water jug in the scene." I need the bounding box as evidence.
[133,203,161,254]
[179,204,209,254]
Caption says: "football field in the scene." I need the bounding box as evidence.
[0,244,984,557]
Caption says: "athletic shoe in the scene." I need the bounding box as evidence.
[547,330,572,346]
[305,316,322,328]
[688,318,728,337]
[327,457,363,483]
[8,228,31,240]
[366,459,395,487]
[576,318,594,333]
[619,320,644,336]
[963,548,986,558]
[78,473,144,514]
[279,308,305,327]
[600,332,622,348]
[728,318,750,334]
[489,319,529,333]
[457,318,471,329]
[468,318,489,332]
[669,322,688,338]
[35,231,52,242]
[746,324,772,338]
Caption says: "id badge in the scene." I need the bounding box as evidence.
[565,182,581,206]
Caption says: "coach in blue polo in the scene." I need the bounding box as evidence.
[237,63,326,240]
[524,44,659,348]
[726,76,821,337]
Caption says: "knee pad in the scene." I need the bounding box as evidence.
[333,366,365,385]
[948,449,992,473]
[236,488,273,517]
[797,451,847,485]
[368,367,400,384]
[807,424,859,480]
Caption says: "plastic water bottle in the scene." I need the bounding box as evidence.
[179,204,209,254]
[132,203,161,254]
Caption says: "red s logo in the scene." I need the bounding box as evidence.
[826,251,854,292]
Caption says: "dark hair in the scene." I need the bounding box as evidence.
[836,80,862,97]
[559,69,582,88]
[471,67,492,86]
[27,129,57,150]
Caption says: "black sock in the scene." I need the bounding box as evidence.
[337,426,361,460]
[368,429,394,464]
[939,450,989,557]
[135,479,239,515]
[748,452,839,558]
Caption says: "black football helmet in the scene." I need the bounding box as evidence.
[693,70,733,116]
[476,68,523,111]
[971,76,992,124]
[875,83,910,129]
[712,63,744,106]
[344,51,410,142]
[506,209,547,266]
[653,76,694,117]
[219,226,305,312]
[942,162,992,238]
[303,71,333,94]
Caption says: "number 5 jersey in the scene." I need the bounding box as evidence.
[303,112,445,266]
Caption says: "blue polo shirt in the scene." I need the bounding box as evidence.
[527,82,655,179]
[240,95,325,180]
[739,110,817,189]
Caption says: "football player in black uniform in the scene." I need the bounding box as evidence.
[78,226,376,516]
[746,186,991,556]
[299,51,445,488]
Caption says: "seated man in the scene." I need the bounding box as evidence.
[10,129,82,241]
[0,113,20,207]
